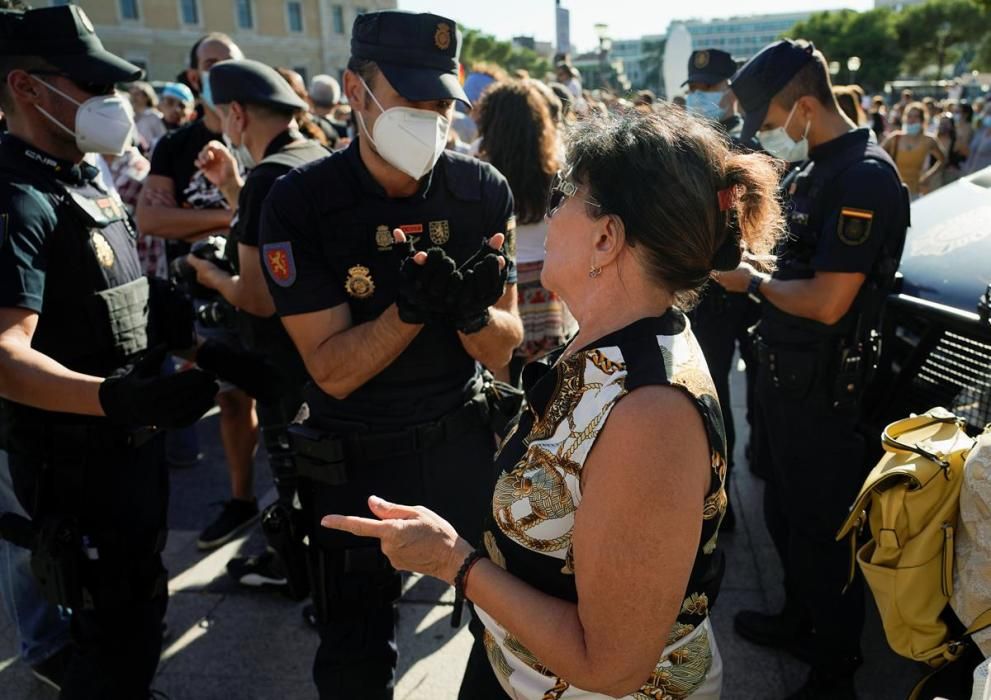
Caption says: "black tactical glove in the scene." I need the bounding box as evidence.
[99,346,217,429]
[455,241,508,334]
[395,241,463,324]
[195,340,285,404]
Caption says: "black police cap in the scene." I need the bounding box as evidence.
[351,10,470,106]
[683,49,736,87]
[731,39,816,143]
[208,59,307,112]
[0,5,143,84]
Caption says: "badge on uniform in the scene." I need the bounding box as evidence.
[428,220,450,245]
[263,242,297,287]
[375,225,393,251]
[399,223,423,245]
[434,22,451,50]
[90,231,115,268]
[694,51,710,69]
[345,265,375,299]
[837,207,874,246]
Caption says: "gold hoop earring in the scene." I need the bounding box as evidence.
[589,265,602,279]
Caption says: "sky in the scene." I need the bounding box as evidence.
[397,0,874,53]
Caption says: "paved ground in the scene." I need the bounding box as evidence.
[1,363,923,699]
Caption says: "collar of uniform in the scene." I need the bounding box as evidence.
[809,127,869,162]
[0,133,93,185]
[345,137,435,200]
[263,128,305,159]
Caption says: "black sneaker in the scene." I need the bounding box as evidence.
[197,499,259,551]
[784,667,859,700]
[227,550,288,590]
[735,607,813,651]
[31,645,71,691]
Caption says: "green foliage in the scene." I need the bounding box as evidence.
[783,0,991,85]
[460,29,552,80]
[784,8,900,91]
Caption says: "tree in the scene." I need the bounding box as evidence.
[460,29,552,80]
[896,0,991,77]
[785,8,901,92]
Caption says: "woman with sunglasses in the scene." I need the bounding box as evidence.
[323,106,785,699]
[475,80,576,383]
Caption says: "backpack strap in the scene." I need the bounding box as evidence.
[881,408,964,464]
[908,607,991,700]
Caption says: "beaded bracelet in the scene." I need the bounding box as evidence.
[451,549,485,627]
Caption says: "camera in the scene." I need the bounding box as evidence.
[169,236,234,300]
[195,299,235,328]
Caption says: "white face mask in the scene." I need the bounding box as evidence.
[355,76,450,180]
[33,78,135,156]
[757,102,811,163]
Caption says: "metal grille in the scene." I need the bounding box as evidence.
[911,330,991,429]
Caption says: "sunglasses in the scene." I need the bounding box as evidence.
[546,170,602,218]
[29,70,116,97]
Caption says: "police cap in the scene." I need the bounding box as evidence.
[208,59,307,112]
[0,5,143,84]
[731,39,816,143]
[683,49,736,87]
[350,10,470,106]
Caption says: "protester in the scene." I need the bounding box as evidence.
[881,102,946,198]
[955,102,975,157]
[323,105,785,699]
[475,80,573,381]
[129,80,167,153]
[159,81,195,131]
[869,95,887,141]
[834,86,865,127]
[274,66,335,149]
[308,73,348,140]
[964,103,991,174]
[935,112,967,187]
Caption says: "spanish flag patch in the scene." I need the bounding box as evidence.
[837,207,874,246]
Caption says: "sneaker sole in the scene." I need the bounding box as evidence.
[196,512,260,551]
[236,572,289,588]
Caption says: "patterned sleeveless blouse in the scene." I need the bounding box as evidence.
[476,310,728,700]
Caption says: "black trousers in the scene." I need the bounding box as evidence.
[755,345,866,666]
[301,421,496,700]
[8,429,169,699]
[691,290,759,473]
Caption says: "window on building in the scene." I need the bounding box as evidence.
[119,0,139,20]
[287,0,303,33]
[236,0,253,29]
[332,5,344,34]
[180,0,198,25]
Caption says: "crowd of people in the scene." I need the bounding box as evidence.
[0,3,989,700]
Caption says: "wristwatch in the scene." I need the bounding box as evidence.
[747,272,766,302]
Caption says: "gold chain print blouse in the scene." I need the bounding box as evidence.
[475,311,728,700]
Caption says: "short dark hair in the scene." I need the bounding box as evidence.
[0,55,53,112]
[346,56,380,88]
[566,108,785,308]
[190,32,237,70]
[773,43,837,111]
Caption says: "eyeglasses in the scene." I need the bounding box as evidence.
[546,170,602,218]
[29,71,115,97]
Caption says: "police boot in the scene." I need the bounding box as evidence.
[734,605,812,652]
[783,656,862,700]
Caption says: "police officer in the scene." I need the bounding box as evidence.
[259,10,522,698]
[0,6,220,697]
[685,48,760,530]
[188,59,330,591]
[715,40,909,698]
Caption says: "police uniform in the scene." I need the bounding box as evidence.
[685,49,760,520]
[258,11,516,699]
[731,41,910,687]
[0,7,210,697]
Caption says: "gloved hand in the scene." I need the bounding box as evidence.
[395,241,463,324]
[195,340,285,404]
[99,346,217,429]
[455,240,508,334]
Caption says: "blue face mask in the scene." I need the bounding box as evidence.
[983,115,991,129]
[200,70,213,107]
[685,90,726,122]
[905,123,923,136]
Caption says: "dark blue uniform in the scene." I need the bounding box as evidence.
[753,128,909,668]
[0,134,170,698]
[260,140,515,698]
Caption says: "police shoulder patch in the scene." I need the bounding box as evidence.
[837,207,874,246]
[263,242,297,287]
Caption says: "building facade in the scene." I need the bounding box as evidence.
[672,11,816,63]
[609,34,664,92]
[50,0,397,83]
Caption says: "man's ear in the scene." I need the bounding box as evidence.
[342,70,365,110]
[186,68,200,95]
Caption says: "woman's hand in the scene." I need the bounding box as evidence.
[711,261,758,293]
[321,496,475,585]
[195,140,239,189]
